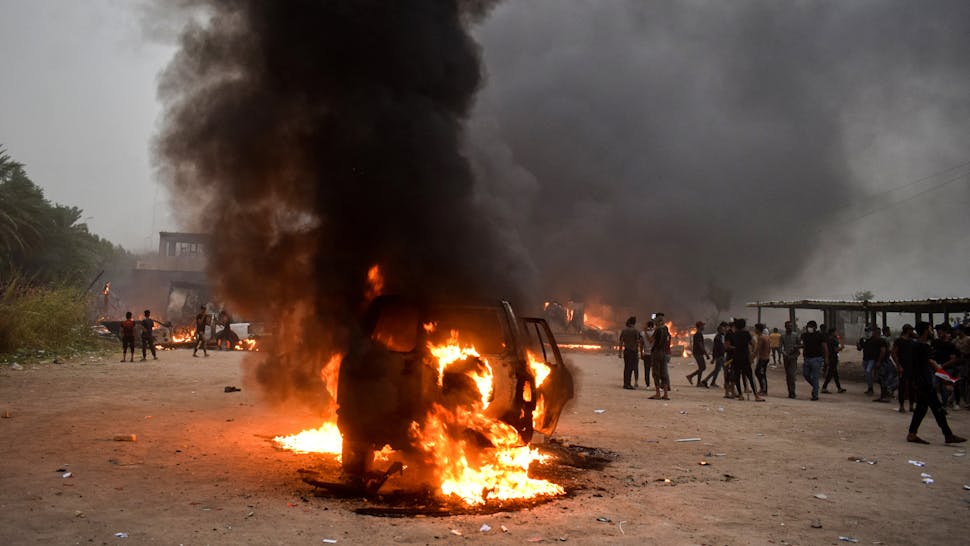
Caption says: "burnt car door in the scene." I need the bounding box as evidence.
[519,317,574,436]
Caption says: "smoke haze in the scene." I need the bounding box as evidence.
[155,1,970,408]
[467,0,970,316]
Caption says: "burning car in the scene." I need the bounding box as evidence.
[335,295,574,495]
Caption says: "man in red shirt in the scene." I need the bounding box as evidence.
[120,311,135,362]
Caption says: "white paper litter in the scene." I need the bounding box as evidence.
[920,473,932,478]
[838,537,858,543]
[675,437,701,442]
[922,477,934,485]
[62,472,72,478]
[907,460,926,467]
[322,540,337,544]
[963,485,970,490]
[114,533,128,539]
[814,493,828,500]
[480,524,492,533]
[593,409,606,414]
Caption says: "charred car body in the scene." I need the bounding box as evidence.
[337,295,574,478]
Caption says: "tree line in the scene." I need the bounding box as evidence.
[0,146,127,287]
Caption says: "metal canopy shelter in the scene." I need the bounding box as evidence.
[746,298,970,329]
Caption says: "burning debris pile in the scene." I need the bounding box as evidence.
[155,1,570,508]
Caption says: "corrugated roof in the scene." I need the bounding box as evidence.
[746,298,970,313]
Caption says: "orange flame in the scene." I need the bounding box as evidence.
[275,334,563,506]
[273,421,343,455]
[365,265,384,302]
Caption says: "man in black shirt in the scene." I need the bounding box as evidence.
[701,322,727,389]
[724,318,763,402]
[139,309,158,361]
[649,313,671,400]
[892,324,916,413]
[907,322,965,445]
[617,316,642,390]
[800,320,828,401]
[862,327,891,402]
[686,321,709,387]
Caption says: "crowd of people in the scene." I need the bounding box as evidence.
[618,315,968,444]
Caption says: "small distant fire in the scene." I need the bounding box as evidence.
[274,334,564,506]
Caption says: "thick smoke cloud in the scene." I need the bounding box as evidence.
[155,0,512,409]
[467,0,970,317]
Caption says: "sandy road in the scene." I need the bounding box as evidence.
[0,348,967,545]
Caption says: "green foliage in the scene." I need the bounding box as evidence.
[0,278,98,355]
[0,146,128,286]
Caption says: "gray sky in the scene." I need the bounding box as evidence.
[2,0,968,315]
[0,0,176,251]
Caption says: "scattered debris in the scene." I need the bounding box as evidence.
[224,386,241,393]
[678,411,688,415]
[810,520,823,529]
[10,363,23,371]
[617,521,626,535]
[922,477,934,485]
[322,540,337,544]
[449,529,462,536]
[113,434,137,442]
[527,537,544,543]
[62,472,73,479]
[907,460,926,467]
[963,485,970,490]
[838,536,859,543]
[480,524,491,533]
[114,532,129,539]
[595,516,612,523]
[698,461,710,466]
[75,510,85,518]
[813,493,828,500]
[501,525,510,533]
[847,456,877,465]
[953,452,965,457]
[593,409,606,414]
[675,438,701,442]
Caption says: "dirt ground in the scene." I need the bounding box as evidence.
[1,347,967,545]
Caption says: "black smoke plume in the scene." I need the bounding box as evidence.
[467,0,970,318]
[155,1,516,410]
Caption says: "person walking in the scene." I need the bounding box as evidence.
[192,305,211,358]
[649,313,671,400]
[800,320,827,401]
[725,318,763,402]
[907,321,966,445]
[618,316,642,390]
[780,321,799,399]
[753,323,770,395]
[139,309,157,361]
[686,321,709,387]
[701,321,727,388]
[120,311,136,362]
[821,327,846,394]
